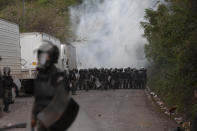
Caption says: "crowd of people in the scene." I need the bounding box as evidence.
[0,64,148,117]
[68,68,147,95]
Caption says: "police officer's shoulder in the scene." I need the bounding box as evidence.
[51,70,68,84]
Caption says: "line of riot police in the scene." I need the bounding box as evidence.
[67,68,147,94]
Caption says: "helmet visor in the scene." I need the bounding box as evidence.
[38,52,49,67]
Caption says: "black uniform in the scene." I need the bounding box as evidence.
[65,68,147,91]
[69,70,77,95]
[33,65,72,131]
[107,72,112,89]
[33,66,61,114]
[2,75,14,112]
[31,41,77,131]
[78,70,85,90]
[84,70,90,91]
[129,70,134,89]
[114,71,120,89]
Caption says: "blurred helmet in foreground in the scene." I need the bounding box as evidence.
[37,40,59,70]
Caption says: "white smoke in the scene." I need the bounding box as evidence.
[70,0,156,68]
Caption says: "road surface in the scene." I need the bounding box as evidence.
[0,89,176,131]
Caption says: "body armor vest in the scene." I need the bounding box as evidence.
[3,76,13,90]
[34,77,56,109]
[34,66,61,112]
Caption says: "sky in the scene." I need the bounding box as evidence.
[70,0,157,68]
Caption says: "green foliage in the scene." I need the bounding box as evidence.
[141,0,197,119]
[0,0,13,10]
[0,0,80,42]
[37,0,51,5]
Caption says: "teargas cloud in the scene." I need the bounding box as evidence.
[70,0,156,68]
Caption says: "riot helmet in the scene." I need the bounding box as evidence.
[3,67,11,76]
[37,41,59,70]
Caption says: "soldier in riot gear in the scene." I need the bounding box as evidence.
[32,41,97,131]
[133,69,139,89]
[75,69,80,91]
[78,69,83,90]
[117,69,122,89]
[89,69,95,90]
[94,69,101,90]
[31,41,74,131]
[138,68,147,89]
[84,69,91,91]
[99,69,106,90]
[107,70,112,90]
[79,69,86,90]
[129,69,134,89]
[2,67,14,113]
[32,41,63,130]
[69,69,77,95]
[103,70,108,90]
[123,69,128,89]
[112,69,117,90]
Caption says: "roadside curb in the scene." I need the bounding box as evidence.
[145,87,191,130]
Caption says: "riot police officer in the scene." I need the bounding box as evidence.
[2,67,14,113]
[69,69,77,95]
[78,69,84,90]
[31,41,96,131]
[31,41,72,131]
[129,69,134,89]
[84,69,90,91]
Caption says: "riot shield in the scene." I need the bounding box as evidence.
[37,83,70,128]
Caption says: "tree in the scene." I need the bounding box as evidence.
[141,0,197,119]
[0,0,12,10]
[0,0,80,42]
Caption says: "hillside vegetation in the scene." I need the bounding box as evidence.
[0,0,81,42]
[141,0,197,119]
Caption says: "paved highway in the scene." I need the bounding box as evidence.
[0,89,176,131]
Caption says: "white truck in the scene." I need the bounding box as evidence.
[20,33,77,73]
[20,33,78,94]
[0,19,21,78]
[0,18,22,100]
[0,19,77,95]
[20,32,63,77]
[20,32,69,94]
